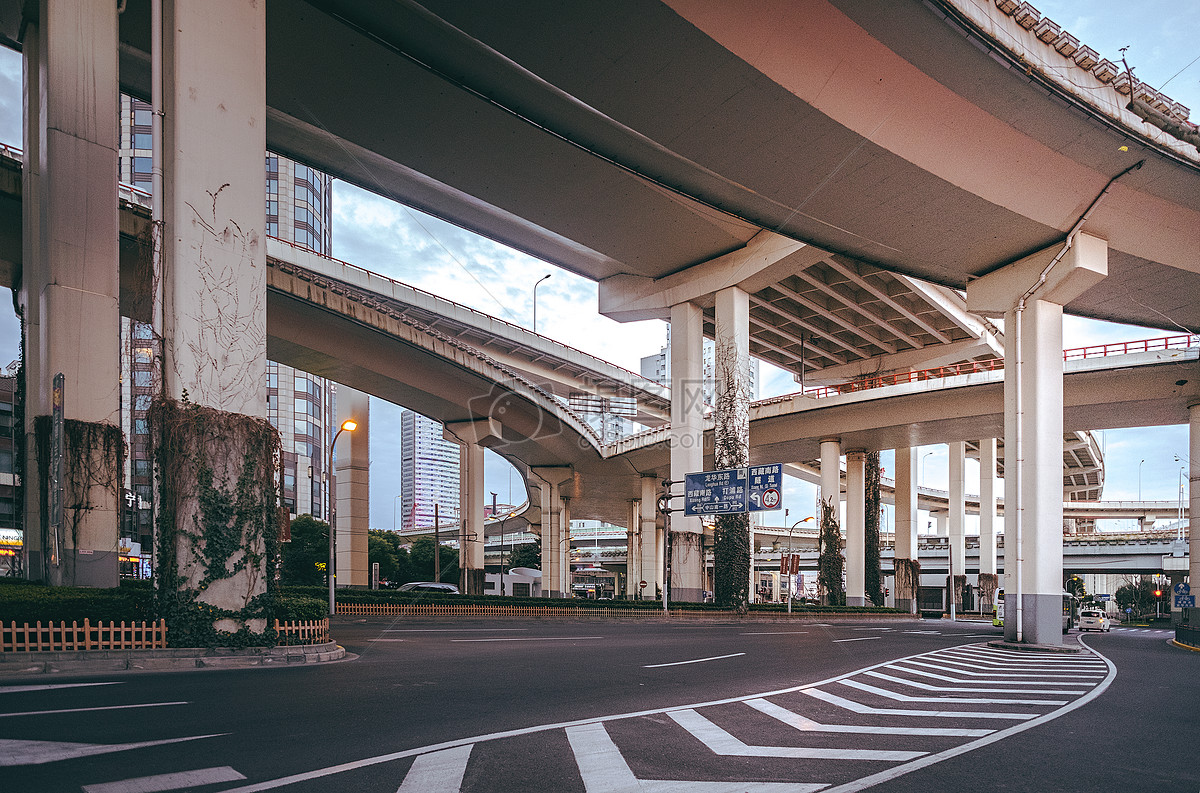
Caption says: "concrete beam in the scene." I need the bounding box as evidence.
[599,231,822,322]
[967,233,1108,317]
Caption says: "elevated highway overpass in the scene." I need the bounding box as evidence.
[5,0,1200,642]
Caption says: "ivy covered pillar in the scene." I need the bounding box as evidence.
[845,450,866,607]
[154,0,274,642]
[713,286,750,609]
[20,1,123,587]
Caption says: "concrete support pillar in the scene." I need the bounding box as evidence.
[1190,404,1200,593]
[820,438,842,514]
[714,286,750,605]
[969,232,1107,646]
[533,467,573,598]
[20,0,121,586]
[1002,299,1069,644]
[894,447,919,614]
[444,419,503,595]
[457,443,486,594]
[948,441,967,579]
[639,475,661,600]
[626,498,640,599]
[845,450,866,607]
[669,302,705,601]
[979,438,999,576]
[161,0,266,414]
[335,388,369,587]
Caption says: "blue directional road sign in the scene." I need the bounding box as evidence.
[684,467,748,516]
[1173,582,1190,597]
[1175,595,1195,608]
[747,463,785,512]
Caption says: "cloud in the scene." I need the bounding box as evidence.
[0,48,19,148]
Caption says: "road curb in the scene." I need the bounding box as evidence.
[0,641,345,677]
[986,639,1083,654]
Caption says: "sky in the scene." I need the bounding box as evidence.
[0,3,1197,532]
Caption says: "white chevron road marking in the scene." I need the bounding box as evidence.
[667,709,926,761]
[863,669,1087,696]
[0,734,229,766]
[744,697,993,737]
[395,745,473,793]
[82,766,246,793]
[565,721,828,793]
[838,678,1067,706]
[886,663,1096,687]
[803,688,1038,720]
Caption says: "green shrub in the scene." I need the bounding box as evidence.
[275,595,326,622]
[0,581,154,624]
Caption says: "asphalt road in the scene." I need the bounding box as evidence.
[1,618,1194,792]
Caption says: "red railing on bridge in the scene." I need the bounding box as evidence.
[759,334,1199,405]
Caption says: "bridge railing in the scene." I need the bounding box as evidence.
[267,235,663,398]
[757,333,1200,407]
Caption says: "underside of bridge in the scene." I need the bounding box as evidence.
[2,0,1198,644]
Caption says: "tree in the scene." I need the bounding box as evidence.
[1115,578,1159,618]
[368,529,410,585]
[818,497,845,606]
[280,514,329,586]
[506,539,541,570]
[864,451,884,606]
[409,535,459,583]
[1065,575,1087,599]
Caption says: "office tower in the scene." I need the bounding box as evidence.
[399,410,460,532]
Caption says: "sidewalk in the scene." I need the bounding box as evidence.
[0,641,345,678]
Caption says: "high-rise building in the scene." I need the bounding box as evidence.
[118,97,340,551]
[399,410,460,532]
[639,328,760,402]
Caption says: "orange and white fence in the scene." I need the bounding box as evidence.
[1,619,168,652]
[274,618,329,645]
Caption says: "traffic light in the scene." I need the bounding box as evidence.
[1154,589,1163,598]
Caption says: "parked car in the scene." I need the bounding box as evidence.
[397,581,460,594]
[1078,608,1111,632]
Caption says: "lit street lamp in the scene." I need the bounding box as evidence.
[328,418,357,616]
[532,273,551,333]
[1138,459,1145,502]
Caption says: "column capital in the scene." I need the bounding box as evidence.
[967,233,1107,316]
[443,417,504,447]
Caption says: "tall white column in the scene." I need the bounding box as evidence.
[894,447,919,613]
[162,0,266,415]
[948,441,967,579]
[533,467,573,598]
[669,302,705,601]
[1003,298,1067,643]
[21,1,121,586]
[626,498,640,598]
[639,475,661,600]
[845,450,866,607]
[1189,404,1200,597]
[458,443,486,594]
[335,388,370,587]
[820,438,842,514]
[969,232,1106,645]
[979,438,999,576]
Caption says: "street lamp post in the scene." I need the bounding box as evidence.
[786,516,814,613]
[1138,459,1146,502]
[920,450,935,488]
[532,273,551,333]
[328,418,357,617]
